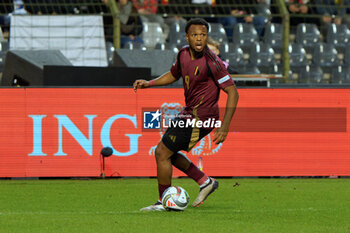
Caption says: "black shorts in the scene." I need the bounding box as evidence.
[162,118,213,153]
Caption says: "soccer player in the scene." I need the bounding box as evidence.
[133,18,239,211]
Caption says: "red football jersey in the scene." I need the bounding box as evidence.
[170,45,234,121]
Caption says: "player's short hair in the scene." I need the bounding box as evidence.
[185,18,209,34]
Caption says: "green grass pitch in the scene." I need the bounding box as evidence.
[0,178,350,233]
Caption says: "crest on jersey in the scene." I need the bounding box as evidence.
[194,66,201,76]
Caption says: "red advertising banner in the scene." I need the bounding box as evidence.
[0,88,349,177]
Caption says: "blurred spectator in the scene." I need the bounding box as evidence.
[320,14,342,38]
[158,0,187,28]
[190,0,217,23]
[285,0,319,29]
[315,0,347,16]
[269,0,281,23]
[252,0,271,35]
[216,0,244,39]
[131,0,169,39]
[0,0,12,16]
[116,0,144,47]
[0,0,28,37]
[315,0,349,38]
[217,0,270,40]
[26,0,107,15]
[287,0,309,15]
[343,14,350,29]
[207,36,238,74]
[25,0,63,15]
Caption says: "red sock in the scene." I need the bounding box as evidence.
[184,163,208,186]
[158,183,171,201]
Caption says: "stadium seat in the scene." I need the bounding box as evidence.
[248,42,277,74]
[219,41,230,53]
[208,23,228,44]
[0,28,5,42]
[295,23,321,54]
[312,43,340,73]
[326,24,350,53]
[232,23,259,53]
[105,41,115,66]
[123,41,147,50]
[0,41,8,51]
[264,23,283,53]
[331,66,350,84]
[288,43,309,81]
[168,21,187,49]
[155,42,178,51]
[236,65,261,75]
[343,44,350,66]
[141,22,165,49]
[298,65,324,84]
[289,43,309,68]
[270,64,282,74]
[287,68,301,84]
[218,41,230,60]
[225,44,246,68]
[268,64,284,84]
[155,42,179,58]
[168,21,186,36]
[0,41,9,55]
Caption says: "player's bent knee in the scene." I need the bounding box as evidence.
[155,141,173,162]
[154,143,164,161]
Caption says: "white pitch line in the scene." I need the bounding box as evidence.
[0,210,141,215]
[0,208,320,216]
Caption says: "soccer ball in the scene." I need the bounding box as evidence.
[161,186,190,211]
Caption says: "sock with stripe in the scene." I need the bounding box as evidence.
[158,183,171,201]
[184,162,209,186]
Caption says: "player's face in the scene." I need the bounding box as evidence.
[186,24,208,53]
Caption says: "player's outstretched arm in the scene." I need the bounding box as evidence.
[213,85,239,144]
[133,71,177,92]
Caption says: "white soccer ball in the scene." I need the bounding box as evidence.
[161,186,190,211]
